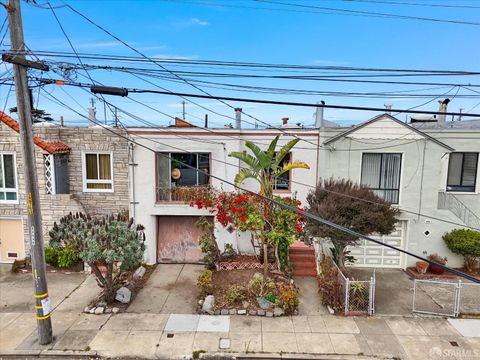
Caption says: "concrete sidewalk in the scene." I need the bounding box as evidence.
[1,311,479,359]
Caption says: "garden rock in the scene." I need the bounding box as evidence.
[105,308,112,314]
[112,307,120,314]
[84,306,90,313]
[115,287,132,304]
[89,307,96,314]
[257,297,273,310]
[237,309,247,315]
[221,309,229,315]
[97,300,107,308]
[257,309,265,316]
[266,311,274,317]
[242,301,249,309]
[133,265,146,279]
[214,310,221,315]
[95,307,104,314]
[202,295,215,314]
[229,309,236,315]
[273,307,284,317]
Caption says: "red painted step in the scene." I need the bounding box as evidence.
[289,241,317,277]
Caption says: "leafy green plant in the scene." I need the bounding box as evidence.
[277,283,299,315]
[226,284,247,305]
[264,291,277,303]
[248,274,276,297]
[196,217,220,270]
[443,229,480,272]
[57,243,78,268]
[223,243,237,258]
[317,257,344,313]
[49,212,145,303]
[44,247,60,267]
[197,269,214,296]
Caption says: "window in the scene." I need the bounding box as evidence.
[82,152,113,192]
[361,153,402,204]
[44,154,69,195]
[0,152,18,203]
[273,153,291,191]
[156,152,210,201]
[447,152,478,192]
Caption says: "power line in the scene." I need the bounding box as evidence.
[37,88,480,284]
[338,0,480,10]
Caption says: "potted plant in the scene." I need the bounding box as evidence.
[416,261,429,274]
[427,253,448,275]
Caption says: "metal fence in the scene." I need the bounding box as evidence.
[413,279,480,317]
[331,259,376,316]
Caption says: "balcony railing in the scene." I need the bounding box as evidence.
[156,185,211,203]
[438,191,480,229]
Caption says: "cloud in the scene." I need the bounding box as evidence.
[190,18,209,26]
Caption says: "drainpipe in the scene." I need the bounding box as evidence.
[315,101,325,185]
[129,142,138,219]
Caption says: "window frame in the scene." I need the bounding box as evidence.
[81,151,114,193]
[272,152,292,193]
[446,152,479,193]
[0,151,19,204]
[360,152,403,205]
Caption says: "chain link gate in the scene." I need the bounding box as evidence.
[413,279,480,317]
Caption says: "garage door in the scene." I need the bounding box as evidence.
[0,218,25,263]
[156,216,213,263]
[348,221,406,268]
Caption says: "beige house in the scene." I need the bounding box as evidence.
[0,111,129,263]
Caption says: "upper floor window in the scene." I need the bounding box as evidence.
[156,152,210,201]
[447,152,478,192]
[82,151,113,192]
[0,152,18,203]
[361,153,402,204]
[273,153,291,191]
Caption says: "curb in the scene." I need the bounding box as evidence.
[0,349,98,358]
[201,353,382,360]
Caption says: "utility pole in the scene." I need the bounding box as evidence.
[6,0,53,344]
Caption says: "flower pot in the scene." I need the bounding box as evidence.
[429,263,445,275]
[416,261,429,274]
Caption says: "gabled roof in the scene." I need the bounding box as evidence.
[323,113,454,151]
[0,112,71,154]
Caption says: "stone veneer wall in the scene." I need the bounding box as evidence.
[0,122,129,256]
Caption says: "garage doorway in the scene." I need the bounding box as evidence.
[0,218,25,263]
[156,216,213,263]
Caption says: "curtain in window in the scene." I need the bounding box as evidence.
[99,154,112,180]
[361,154,381,188]
[381,154,401,203]
[447,153,463,186]
[85,154,112,189]
[86,154,98,180]
[463,153,478,187]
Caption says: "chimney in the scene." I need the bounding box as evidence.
[204,114,208,128]
[88,107,96,127]
[60,115,64,127]
[315,101,325,128]
[384,103,393,114]
[282,117,289,125]
[235,108,242,129]
[438,98,450,126]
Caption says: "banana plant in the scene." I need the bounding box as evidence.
[228,135,309,273]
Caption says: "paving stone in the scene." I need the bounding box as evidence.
[229,309,236,315]
[292,316,311,333]
[230,316,262,333]
[307,316,327,333]
[155,332,195,359]
[164,314,200,332]
[70,314,110,331]
[197,315,230,332]
[262,317,294,332]
[237,309,246,315]
[296,333,334,354]
[419,318,461,337]
[228,332,262,352]
[263,331,298,353]
[447,319,480,337]
[249,310,256,316]
[193,331,228,351]
[89,330,129,352]
[386,318,427,336]
[323,315,360,334]
[329,333,361,354]
[221,309,229,315]
[266,311,273,317]
[52,330,97,351]
[119,330,163,358]
[362,333,407,358]
[354,317,393,335]
[257,309,265,316]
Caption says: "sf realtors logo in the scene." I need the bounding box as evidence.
[429,346,480,358]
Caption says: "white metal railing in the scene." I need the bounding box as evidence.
[438,191,480,229]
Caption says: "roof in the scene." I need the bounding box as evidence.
[323,113,454,151]
[0,112,71,154]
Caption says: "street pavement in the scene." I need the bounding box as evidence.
[1,264,479,359]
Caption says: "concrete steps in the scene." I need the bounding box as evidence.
[289,241,317,277]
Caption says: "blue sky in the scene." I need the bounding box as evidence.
[1,0,480,127]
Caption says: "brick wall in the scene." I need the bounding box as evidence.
[0,122,129,256]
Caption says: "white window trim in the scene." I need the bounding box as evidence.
[444,152,479,194]
[81,151,114,193]
[359,151,404,206]
[0,151,19,204]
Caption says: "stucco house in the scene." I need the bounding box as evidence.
[0,111,129,263]
[318,112,480,269]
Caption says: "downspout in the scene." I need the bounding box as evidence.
[417,139,427,221]
[315,127,321,186]
[315,101,325,186]
[129,142,137,219]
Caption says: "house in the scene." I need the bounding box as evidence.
[0,111,129,263]
[127,116,321,264]
[318,110,480,269]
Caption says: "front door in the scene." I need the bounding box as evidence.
[0,218,25,263]
[156,216,213,263]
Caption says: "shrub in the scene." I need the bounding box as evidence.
[44,247,60,267]
[427,253,447,265]
[264,291,277,304]
[317,257,344,313]
[443,229,480,271]
[57,243,78,268]
[248,274,276,297]
[196,217,220,270]
[197,269,213,296]
[226,284,247,305]
[277,283,299,315]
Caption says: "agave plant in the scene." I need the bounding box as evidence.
[228,135,309,273]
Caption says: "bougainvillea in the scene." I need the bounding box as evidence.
[188,188,304,272]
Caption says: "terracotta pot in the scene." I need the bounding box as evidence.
[416,261,429,274]
[429,263,445,275]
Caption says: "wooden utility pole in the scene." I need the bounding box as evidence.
[6,0,53,344]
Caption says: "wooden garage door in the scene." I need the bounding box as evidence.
[0,219,25,263]
[348,221,406,268]
[156,216,213,263]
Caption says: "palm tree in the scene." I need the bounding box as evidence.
[229,135,309,274]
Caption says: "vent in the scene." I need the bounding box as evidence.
[7,252,18,258]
